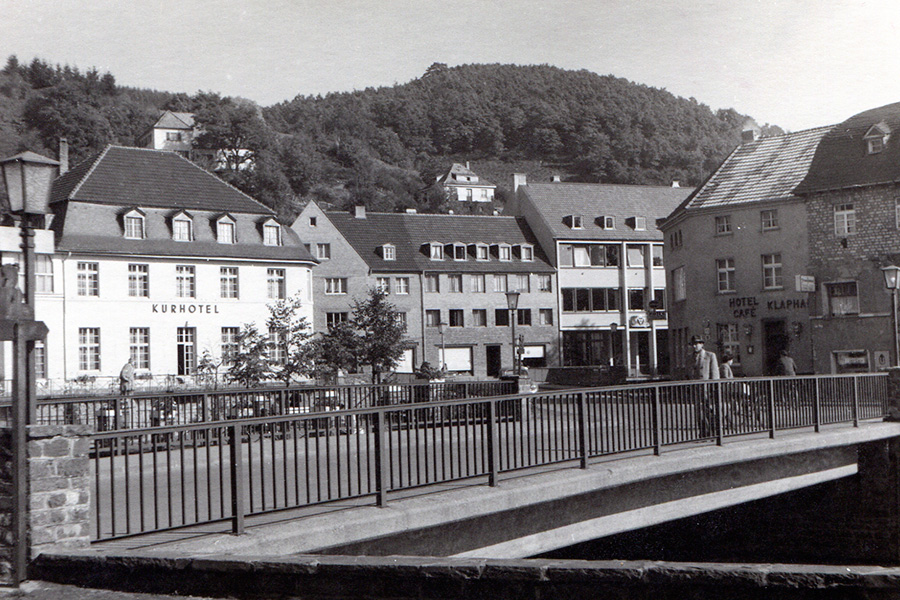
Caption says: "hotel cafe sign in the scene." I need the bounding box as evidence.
[724,275,815,319]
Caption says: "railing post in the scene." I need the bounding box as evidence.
[374,410,389,506]
[577,392,588,469]
[814,378,821,433]
[653,386,662,456]
[201,392,209,423]
[853,376,860,427]
[229,423,245,535]
[768,379,776,439]
[715,382,724,446]
[487,399,500,486]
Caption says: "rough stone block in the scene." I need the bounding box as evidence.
[46,492,69,509]
[29,460,55,479]
[38,438,71,459]
[57,457,89,478]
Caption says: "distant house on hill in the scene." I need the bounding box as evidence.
[435,163,496,203]
[137,110,252,171]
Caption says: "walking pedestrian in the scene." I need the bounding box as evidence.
[119,358,135,395]
[778,349,797,376]
[688,335,719,438]
[719,353,735,379]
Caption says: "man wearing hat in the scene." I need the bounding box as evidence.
[689,335,719,380]
[688,335,719,438]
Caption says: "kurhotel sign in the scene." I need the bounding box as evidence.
[152,303,221,314]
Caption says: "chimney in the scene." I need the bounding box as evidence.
[354,205,366,219]
[58,138,69,175]
[551,175,561,183]
[741,119,761,143]
[512,173,527,193]
[671,180,680,188]
[466,161,470,170]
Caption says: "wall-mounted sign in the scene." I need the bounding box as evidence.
[629,315,649,328]
[795,275,816,293]
[152,304,221,314]
[875,351,891,371]
[834,350,869,374]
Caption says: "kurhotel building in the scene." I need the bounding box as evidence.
[11,145,315,384]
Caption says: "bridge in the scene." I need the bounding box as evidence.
[18,373,895,559]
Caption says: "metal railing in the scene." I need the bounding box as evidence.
[90,373,889,542]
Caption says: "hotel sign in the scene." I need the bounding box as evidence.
[152,304,221,314]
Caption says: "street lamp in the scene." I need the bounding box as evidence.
[437,321,447,372]
[0,150,56,585]
[506,291,520,375]
[883,265,900,367]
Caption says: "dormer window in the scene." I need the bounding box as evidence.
[453,243,467,261]
[429,243,444,260]
[123,209,145,240]
[520,245,534,262]
[383,244,396,261]
[865,122,891,155]
[566,214,583,229]
[216,214,236,244]
[634,217,646,230]
[172,211,193,242]
[600,216,615,230]
[262,220,282,246]
[499,244,512,262]
[475,244,489,261]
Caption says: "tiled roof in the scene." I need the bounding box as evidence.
[154,111,194,130]
[679,126,832,212]
[326,211,553,273]
[520,183,690,241]
[50,146,272,214]
[437,163,495,188]
[795,102,900,194]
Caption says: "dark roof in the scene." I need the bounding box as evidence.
[50,146,273,214]
[437,163,495,188]
[676,126,832,212]
[326,211,553,273]
[795,102,900,194]
[154,111,194,129]
[520,183,690,240]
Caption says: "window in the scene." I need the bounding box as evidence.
[476,244,489,261]
[128,264,149,297]
[449,309,464,327]
[34,341,45,379]
[263,223,282,246]
[176,265,195,298]
[217,219,235,244]
[166,131,182,141]
[653,288,666,310]
[716,258,735,293]
[220,267,239,298]
[561,288,621,312]
[130,327,150,370]
[309,216,317,227]
[453,244,467,261]
[173,215,192,241]
[673,266,686,302]
[466,189,473,201]
[495,308,510,326]
[517,308,532,326]
[376,277,390,294]
[35,255,53,293]
[470,274,485,293]
[425,274,440,293]
[559,244,620,268]
[325,277,347,295]
[176,327,196,375]
[601,216,615,230]
[513,273,530,293]
[326,312,348,328]
[394,312,408,332]
[628,288,645,311]
[718,323,741,365]
[826,282,859,316]
[429,244,444,260]
[425,310,441,327]
[762,253,783,289]
[78,327,100,371]
[221,327,240,364]
[652,245,664,267]
[868,136,885,154]
[383,244,395,261]
[493,274,507,293]
[567,215,583,229]
[448,274,463,293]
[77,262,99,296]
[537,274,552,292]
[499,245,512,261]
[520,245,534,261]
[316,243,331,260]
[472,309,487,327]
[670,229,683,248]
[634,216,646,230]
[124,213,144,239]
[626,244,645,267]
[761,209,779,231]
[268,268,286,299]
[715,215,732,235]
[834,203,856,236]
[539,309,553,326]
[268,328,285,365]
[396,277,410,295]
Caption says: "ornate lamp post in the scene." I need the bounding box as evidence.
[883,265,900,367]
[506,291,520,375]
[0,151,56,585]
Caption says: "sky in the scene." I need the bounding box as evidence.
[1,0,898,131]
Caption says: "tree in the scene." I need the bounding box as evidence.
[225,323,270,388]
[266,294,314,386]
[350,288,409,384]
[308,322,360,384]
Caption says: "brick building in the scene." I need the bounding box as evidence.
[795,102,900,373]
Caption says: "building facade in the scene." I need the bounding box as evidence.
[507,174,689,377]
[662,126,831,376]
[19,145,315,385]
[435,163,496,203]
[292,204,557,378]
[136,111,195,156]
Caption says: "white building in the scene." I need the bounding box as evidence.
[435,163,496,203]
[5,145,315,387]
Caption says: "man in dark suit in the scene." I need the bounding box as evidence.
[689,336,720,380]
[688,335,719,437]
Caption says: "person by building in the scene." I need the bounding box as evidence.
[719,353,735,379]
[688,336,719,380]
[119,358,135,395]
[688,335,719,438]
[778,349,797,376]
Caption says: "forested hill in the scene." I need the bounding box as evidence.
[0,58,780,218]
